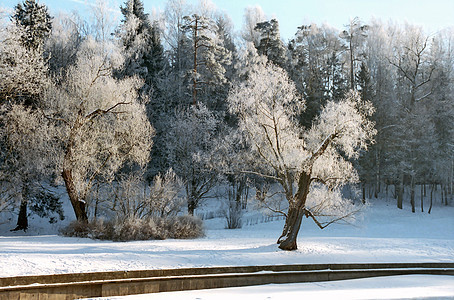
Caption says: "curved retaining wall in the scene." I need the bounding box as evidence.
[1,262,454,300]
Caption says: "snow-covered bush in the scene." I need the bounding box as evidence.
[112,168,184,220]
[60,166,203,241]
[61,215,204,241]
[223,198,243,229]
[166,215,204,239]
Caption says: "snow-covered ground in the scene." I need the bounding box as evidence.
[0,198,453,278]
[91,275,454,300]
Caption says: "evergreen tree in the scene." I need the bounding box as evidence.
[288,24,329,128]
[357,62,373,101]
[254,19,287,68]
[339,17,368,90]
[116,0,166,179]
[181,13,232,107]
[5,0,52,230]
[116,0,165,97]
[12,0,52,51]
[326,51,348,101]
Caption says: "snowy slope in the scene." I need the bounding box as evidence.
[0,200,453,277]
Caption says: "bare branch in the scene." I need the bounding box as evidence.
[303,207,360,229]
[85,101,131,121]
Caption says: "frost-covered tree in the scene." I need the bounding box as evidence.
[0,22,48,104]
[288,23,348,127]
[241,5,265,48]
[0,104,59,230]
[45,12,83,77]
[386,24,437,210]
[166,103,221,215]
[339,17,368,90]
[12,0,52,51]
[227,62,375,250]
[254,19,287,68]
[43,38,154,221]
[110,168,184,220]
[89,0,117,44]
[0,15,52,229]
[116,0,165,97]
[181,12,232,106]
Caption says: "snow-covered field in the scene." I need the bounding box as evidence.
[0,198,453,278]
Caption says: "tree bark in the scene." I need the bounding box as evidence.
[192,17,198,106]
[11,183,30,231]
[410,176,415,213]
[397,174,404,209]
[187,198,196,216]
[62,168,88,221]
[420,184,424,212]
[277,205,305,250]
[428,184,434,214]
[362,184,366,204]
[12,200,28,232]
[187,179,197,216]
[277,170,311,251]
[375,149,380,198]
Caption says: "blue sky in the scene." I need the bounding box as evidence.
[2,0,454,40]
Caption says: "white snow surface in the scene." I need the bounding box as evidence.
[90,275,454,300]
[0,200,453,278]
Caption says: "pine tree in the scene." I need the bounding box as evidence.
[116,0,165,97]
[254,19,287,68]
[181,13,232,107]
[339,17,368,90]
[5,0,52,230]
[357,62,373,102]
[13,0,52,51]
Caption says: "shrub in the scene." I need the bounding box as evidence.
[223,199,243,229]
[60,218,108,239]
[61,215,204,241]
[167,215,204,239]
[110,168,184,220]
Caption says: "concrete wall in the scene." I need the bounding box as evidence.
[1,263,454,300]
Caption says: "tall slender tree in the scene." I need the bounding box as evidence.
[116,0,165,98]
[254,19,287,68]
[339,17,368,90]
[181,13,231,107]
[3,0,52,230]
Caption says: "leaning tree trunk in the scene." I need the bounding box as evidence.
[62,167,88,222]
[62,132,88,222]
[277,205,305,250]
[277,170,312,251]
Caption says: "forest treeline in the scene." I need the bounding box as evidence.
[0,0,452,249]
